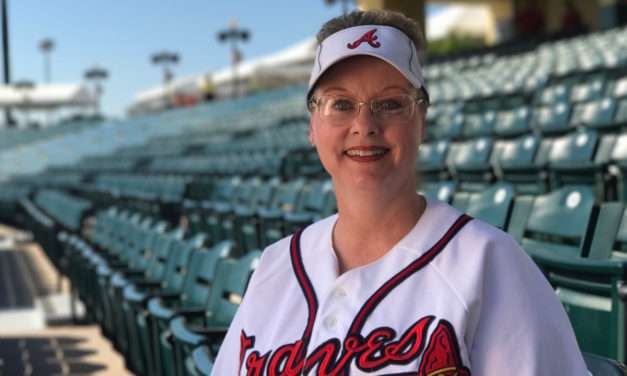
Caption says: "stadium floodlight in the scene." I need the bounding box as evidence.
[151,50,179,108]
[217,18,250,98]
[324,0,354,15]
[38,38,54,83]
[151,50,179,84]
[84,65,109,116]
[13,79,35,127]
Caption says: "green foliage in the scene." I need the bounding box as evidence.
[427,33,485,55]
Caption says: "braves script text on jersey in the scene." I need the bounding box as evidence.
[212,195,588,375]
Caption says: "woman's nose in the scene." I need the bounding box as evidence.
[350,104,380,136]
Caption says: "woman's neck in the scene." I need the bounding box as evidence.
[332,185,425,274]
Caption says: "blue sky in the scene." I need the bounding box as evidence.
[10,1,443,117]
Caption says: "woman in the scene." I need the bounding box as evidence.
[213,10,588,375]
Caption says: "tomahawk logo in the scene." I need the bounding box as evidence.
[346,29,381,49]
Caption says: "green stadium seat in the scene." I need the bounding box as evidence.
[431,112,464,140]
[417,140,450,181]
[283,180,336,234]
[547,129,604,198]
[147,240,234,376]
[496,133,552,195]
[245,178,306,249]
[529,202,627,362]
[532,101,573,135]
[493,106,530,138]
[515,185,597,258]
[570,97,617,130]
[122,233,207,375]
[447,137,494,192]
[452,182,514,230]
[570,75,606,103]
[419,181,455,204]
[169,251,261,376]
[462,111,496,138]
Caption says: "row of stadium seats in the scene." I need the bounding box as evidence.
[18,177,627,374]
[421,128,627,200]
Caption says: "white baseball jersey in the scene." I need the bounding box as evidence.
[212,195,588,375]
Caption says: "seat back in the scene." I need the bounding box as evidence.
[419,181,455,204]
[463,182,515,230]
[520,185,597,258]
[205,251,261,326]
[493,106,530,138]
[183,241,235,308]
[161,233,208,293]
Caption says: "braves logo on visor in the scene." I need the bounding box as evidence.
[347,29,381,49]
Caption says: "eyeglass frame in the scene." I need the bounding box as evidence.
[306,90,430,123]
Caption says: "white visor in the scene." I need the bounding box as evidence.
[307,25,428,100]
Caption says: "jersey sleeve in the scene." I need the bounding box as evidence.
[210,297,246,375]
[211,237,286,375]
[467,231,589,375]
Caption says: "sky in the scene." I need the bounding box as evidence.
[10,1,443,117]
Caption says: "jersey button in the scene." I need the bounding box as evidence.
[333,287,347,298]
[324,315,337,329]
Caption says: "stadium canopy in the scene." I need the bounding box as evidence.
[0,84,93,109]
[426,4,494,42]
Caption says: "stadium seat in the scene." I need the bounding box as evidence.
[511,185,597,257]
[496,133,551,195]
[570,97,617,131]
[122,233,207,374]
[147,240,234,376]
[547,129,603,199]
[452,182,514,230]
[419,181,456,204]
[169,251,261,376]
[570,75,606,103]
[417,140,450,181]
[532,101,573,135]
[462,111,496,138]
[447,137,494,192]
[493,106,530,138]
[529,201,627,361]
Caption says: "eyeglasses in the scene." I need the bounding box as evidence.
[307,93,428,125]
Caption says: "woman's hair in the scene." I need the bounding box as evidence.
[315,9,426,65]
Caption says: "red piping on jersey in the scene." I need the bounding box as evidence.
[289,213,473,374]
[348,213,473,336]
[289,226,318,362]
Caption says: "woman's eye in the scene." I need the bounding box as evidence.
[378,99,403,111]
[331,99,355,112]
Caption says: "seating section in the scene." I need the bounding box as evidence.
[2,26,627,374]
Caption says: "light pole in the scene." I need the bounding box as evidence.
[84,65,108,117]
[324,0,354,15]
[1,0,14,127]
[217,18,250,99]
[151,50,179,108]
[13,79,34,127]
[38,38,54,83]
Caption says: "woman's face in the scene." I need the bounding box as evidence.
[309,55,426,195]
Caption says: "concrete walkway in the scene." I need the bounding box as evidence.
[0,224,132,375]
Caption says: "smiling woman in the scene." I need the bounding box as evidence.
[212,10,590,376]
